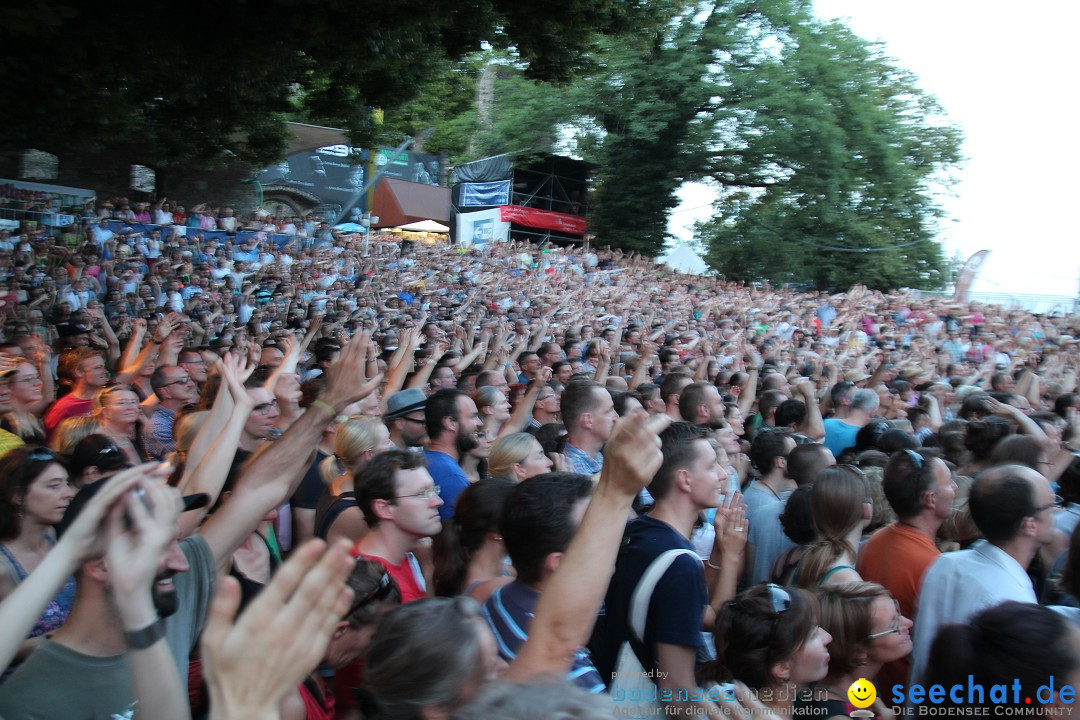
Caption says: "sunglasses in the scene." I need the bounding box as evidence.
[23,447,56,465]
[727,583,792,637]
[343,570,395,619]
[159,375,193,388]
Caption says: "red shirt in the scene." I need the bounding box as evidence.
[353,549,426,603]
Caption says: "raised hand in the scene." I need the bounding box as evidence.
[201,540,354,720]
[598,410,671,498]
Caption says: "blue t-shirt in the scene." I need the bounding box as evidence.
[588,516,708,688]
[822,417,860,457]
[424,449,468,520]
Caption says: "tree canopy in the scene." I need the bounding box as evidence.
[2,0,962,291]
[391,0,962,290]
[0,0,641,166]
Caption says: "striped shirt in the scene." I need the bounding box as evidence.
[482,580,605,693]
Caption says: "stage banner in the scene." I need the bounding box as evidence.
[460,181,511,207]
[499,205,587,235]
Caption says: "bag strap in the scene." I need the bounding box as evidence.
[627,548,696,643]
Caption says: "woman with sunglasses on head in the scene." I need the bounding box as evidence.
[0,446,76,676]
[811,582,911,720]
[710,583,833,717]
[278,558,402,720]
[794,465,872,589]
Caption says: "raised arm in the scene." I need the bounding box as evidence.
[177,355,256,537]
[793,378,825,440]
[507,410,670,682]
[0,467,145,671]
[500,369,552,438]
[198,332,381,571]
[106,478,189,720]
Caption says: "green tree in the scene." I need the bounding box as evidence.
[698,13,962,289]
[0,0,640,167]
[429,0,961,289]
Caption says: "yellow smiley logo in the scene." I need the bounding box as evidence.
[847,678,876,709]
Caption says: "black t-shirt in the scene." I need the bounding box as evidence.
[292,450,329,510]
[588,515,708,688]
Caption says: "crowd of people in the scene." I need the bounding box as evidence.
[1,197,1080,719]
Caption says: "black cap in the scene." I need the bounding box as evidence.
[57,476,210,537]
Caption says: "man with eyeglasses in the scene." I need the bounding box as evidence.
[352,450,442,603]
[910,463,1060,684]
[859,448,955,691]
[143,365,199,460]
[178,348,210,385]
[527,381,562,432]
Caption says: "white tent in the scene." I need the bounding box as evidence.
[395,219,450,233]
[658,243,708,275]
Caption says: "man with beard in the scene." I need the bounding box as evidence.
[679,382,726,433]
[0,469,211,718]
[384,388,428,451]
[0,334,383,716]
[423,389,483,520]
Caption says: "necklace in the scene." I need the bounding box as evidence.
[757,480,783,501]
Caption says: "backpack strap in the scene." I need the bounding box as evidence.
[627,548,697,643]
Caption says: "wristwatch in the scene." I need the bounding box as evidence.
[124,617,166,649]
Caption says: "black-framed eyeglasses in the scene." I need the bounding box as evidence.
[343,569,395,619]
[394,485,440,500]
[866,599,904,640]
[252,400,279,414]
[400,416,426,426]
[1033,495,1065,515]
[159,375,193,388]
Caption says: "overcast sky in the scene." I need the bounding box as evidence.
[668,0,1080,302]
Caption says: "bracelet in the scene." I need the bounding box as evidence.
[124,617,165,649]
[311,399,337,417]
[705,559,723,571]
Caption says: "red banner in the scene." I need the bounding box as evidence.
[499,205,587,235]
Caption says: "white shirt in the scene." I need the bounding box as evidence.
[910,542,1036,684]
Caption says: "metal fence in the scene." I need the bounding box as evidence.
[914,290,1078,315]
